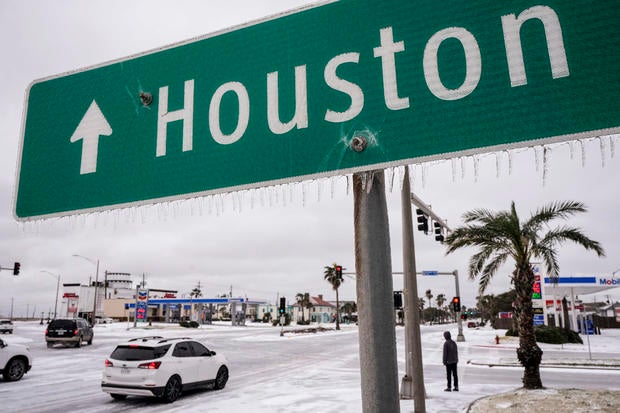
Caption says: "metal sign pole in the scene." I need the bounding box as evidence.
[353,170,400,413]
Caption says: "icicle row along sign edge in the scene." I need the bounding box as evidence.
[14,0,620,220]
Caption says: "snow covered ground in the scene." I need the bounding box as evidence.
[1,320,619,412]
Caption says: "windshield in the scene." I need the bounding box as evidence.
[110,344,171,361]
[48,320,76,329]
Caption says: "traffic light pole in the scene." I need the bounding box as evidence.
[453,270,465,342]
[399,168,426,412]
[409,194,464,342]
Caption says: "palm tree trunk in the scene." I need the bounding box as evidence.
[335,289,340,330]
[514,266,543,389]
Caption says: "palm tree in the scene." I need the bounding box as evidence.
[418,298,425,324]
[445,200,604,389]
[324,263,345,330]
[436,293,446,308]
[295,292,312,323]
[436,293,446,322]
[425,289,433,323]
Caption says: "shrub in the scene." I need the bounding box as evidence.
[534,325,583,344]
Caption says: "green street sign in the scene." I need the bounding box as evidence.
[15,0,620,220]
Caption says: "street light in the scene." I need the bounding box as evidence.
[72,254,100,324]
[40,271,61,319]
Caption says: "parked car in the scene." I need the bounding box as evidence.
[45,318,93,348]
[102,336,229,403]
[467,321,477,328]
[0,338,32,381]
[0,320,13,334]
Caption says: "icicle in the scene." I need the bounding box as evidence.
[611,136,616,159]
[579,140,586,167]
[534,147,541,172]
[360,172,368,192]
[495,152,501,178]
[289,182,296,204]
[386,167,394,193]
[301,181,309,207]
[473,156,480,182]
[280,185,286,207]
[316,179,322,202]
[408,165,415,188]
[599,137,606,168]
[421,164,427,188]
[346,174,352,196]
[366,171,375,194]
[460,157,466,180]
[505,150,513,176]
[397,165,406,192]
[569,141,575,160]
[542,146,550,186]
[451,158,457,182]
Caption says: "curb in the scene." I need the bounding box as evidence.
[467,359,620,370]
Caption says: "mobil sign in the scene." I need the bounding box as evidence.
[599,278,619,286]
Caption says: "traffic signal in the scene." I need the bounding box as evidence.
[278,297,286,314]
[416,208,428,234]
[335,265,343,277]
[434,222,444,243]
[452,296,461,312]
[13,262,20,276]
[393,291,403,308]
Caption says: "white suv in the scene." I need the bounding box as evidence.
[102,336,228,403]
[0,338,32,381]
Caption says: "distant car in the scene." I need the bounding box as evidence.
[45,318,93,348]
[102,336,229,403]
[467,321,477,328]
[0,338,32,381]
[0,320,13,334]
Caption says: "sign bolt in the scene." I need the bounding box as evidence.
[139,92,153,106]
[350,136,367,153]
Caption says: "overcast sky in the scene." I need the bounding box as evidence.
[1,0,619,318]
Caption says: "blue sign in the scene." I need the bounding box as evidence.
[533,314,545,326]
[422,271,438,276]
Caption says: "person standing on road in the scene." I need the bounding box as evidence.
[443,331,459,392]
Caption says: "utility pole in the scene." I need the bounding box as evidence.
[399,168,426,411]
[353,170,400,413]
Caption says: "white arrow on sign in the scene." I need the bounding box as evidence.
[69,100,113,174]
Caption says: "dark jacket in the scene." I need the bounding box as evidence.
[443,331,458,365]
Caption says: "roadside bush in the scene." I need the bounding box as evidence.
[271,313,291,326]
[535,325,583,344]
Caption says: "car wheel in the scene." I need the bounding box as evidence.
[87,336,93,345]
[110,394,127,401]
[161,376,182,403]
[46,342,53,348]
[214,366,229,390]
[75,336,82,348]
[3,358,26,382]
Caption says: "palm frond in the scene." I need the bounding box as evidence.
[538,226,605,258]
[525,201,587,233]
[477,252,509,294]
